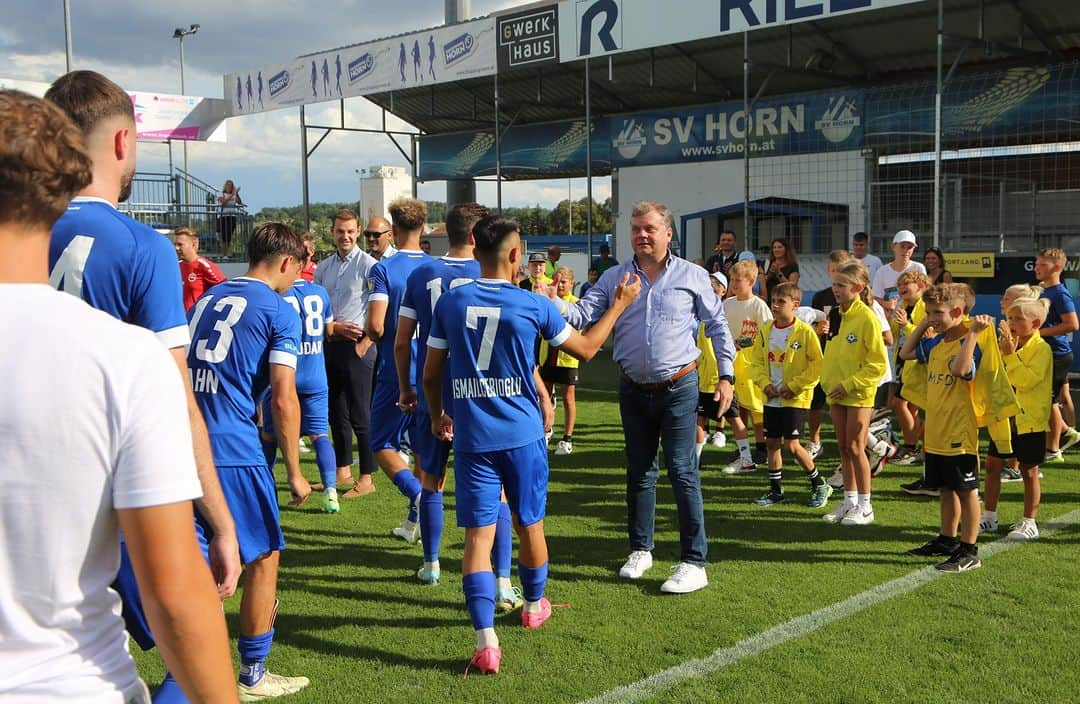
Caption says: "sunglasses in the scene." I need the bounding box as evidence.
[363,229,391,238]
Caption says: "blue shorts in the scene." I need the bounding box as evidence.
[370,382,414,452]
[455,438,548,528]
[414,407,452,478]
[261,388,329,437]
[115,518,209,651]
[213,464,285,565]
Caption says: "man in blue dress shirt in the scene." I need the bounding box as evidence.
[544,200,736,595]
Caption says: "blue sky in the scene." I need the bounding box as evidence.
[0,0,610,212]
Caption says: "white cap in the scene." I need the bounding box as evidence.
[893,229,918,248]
[710,271,728,289]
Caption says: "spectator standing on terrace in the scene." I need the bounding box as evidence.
[923,246,953,285]
[851,232,883,281]
[705,229,739,277]
[217,179,242,254]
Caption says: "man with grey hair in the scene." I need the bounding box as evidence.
[540,200,736,594]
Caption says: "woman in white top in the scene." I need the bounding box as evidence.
[217,179,243,254]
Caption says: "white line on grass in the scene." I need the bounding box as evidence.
[578,509,1080,704]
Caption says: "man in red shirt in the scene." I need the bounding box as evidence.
[300,232,318,282]
[175,227,226,311]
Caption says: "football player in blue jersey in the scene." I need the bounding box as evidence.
[45,70,241,703]
[396,203,489,584]
[424,215,640,675]
[259,244,340,514]
[365,197,432,543]
[187,223,310,700]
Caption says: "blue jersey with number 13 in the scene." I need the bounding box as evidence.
[187,277,301,467]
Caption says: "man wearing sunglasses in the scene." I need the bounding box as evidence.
[364,216,397,261]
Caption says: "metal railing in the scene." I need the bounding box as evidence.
[119,169,252,260]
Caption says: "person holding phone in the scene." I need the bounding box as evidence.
[217,179,243,254]
[762,238,799,301]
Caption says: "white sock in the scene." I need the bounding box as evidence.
[496,576,512,592]
[983,509,997,521]
[425,559,440,573]
[523,599,543,614]
[736,438,752,463]
[695,440,706,459]
[843,490,858,507]
[858,493,872,510]
[476,627,498,650]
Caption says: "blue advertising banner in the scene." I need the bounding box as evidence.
[418,119,610,180]
[865,64,1080,148]
[609,91,863,167]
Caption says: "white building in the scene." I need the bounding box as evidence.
[359,165,413,222]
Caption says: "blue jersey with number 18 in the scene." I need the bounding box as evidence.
[400,256,481,411]
[428,278,570,453]
[187,277,301,467]
[283,279,333,395]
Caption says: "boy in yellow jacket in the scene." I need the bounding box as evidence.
[820,261,888,526]
[540,266,580,455]
[901,284,995,572]
[749,283,828,507]
[981,296,1052,540]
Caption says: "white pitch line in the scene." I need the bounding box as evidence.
[579,509,1080,704]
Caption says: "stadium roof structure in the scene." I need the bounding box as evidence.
[359,0,1080,146]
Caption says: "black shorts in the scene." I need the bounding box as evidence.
[722,394,743,420]
[893,380,906,402]
[873,383,890,409]
[811,383,826,411]
[924,452,979,492]
[540,365,578,386]
[1052,354,1072,397]
[988,430,1046,467]
[763,406,807,440]
[697,392,721,420]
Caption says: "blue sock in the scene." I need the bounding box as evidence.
[462,571,496,631]
[493,502,512,579]
[151,673,187,704]
[238,629,274,685]
[261,440,278,472]
[392,469,421,521]
[312,435,336,489]
[419,489,444,563]
[518,561,548,603]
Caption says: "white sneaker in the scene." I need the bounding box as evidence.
[545,429,554,442]
[298,439,311,454]
[721,459,756,475]
[660,563,708,594]
[1007,519,1039,540]
[391,519,420,544]
[555,440,573,455]
[708,431,727,448]
[826,469,845,490]
[823,502,856,524]
[841,507,875,526]
[979,512,998,534]
[618,550,653,579]
[238,671,310,702]
[807,441,823,460]
[397,449,412,468]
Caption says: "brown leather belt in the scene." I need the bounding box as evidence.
[620,361,698,391]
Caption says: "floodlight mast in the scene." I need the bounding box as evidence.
[172,24,200,206]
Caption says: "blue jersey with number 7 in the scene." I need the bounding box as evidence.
[428,278,569,453]
[187,277,301,467]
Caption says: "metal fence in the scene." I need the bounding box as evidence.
[736,60,1080,256]
[119,169,253,260]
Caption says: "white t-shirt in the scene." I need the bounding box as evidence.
[765,321,795,407]
[870,299,894,384]
[0,285,201,703]
[856,253,884,281]
[872,260,927,299]
[723,295,773,350]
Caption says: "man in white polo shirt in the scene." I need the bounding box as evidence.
[0,89,235,703]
